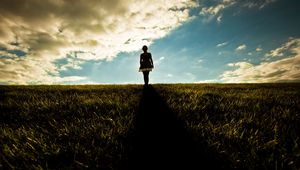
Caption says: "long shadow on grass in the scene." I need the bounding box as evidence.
[126,85,230,170]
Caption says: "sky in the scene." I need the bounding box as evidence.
[0,0,300,84]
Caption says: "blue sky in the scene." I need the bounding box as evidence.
[1,0,300,84]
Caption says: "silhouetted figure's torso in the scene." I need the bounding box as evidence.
[140,52,153,70]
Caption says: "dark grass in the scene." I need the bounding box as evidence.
[156,83,300,169]
[126,85,230,169]
[0,83,300,169]
[0,85,142,169]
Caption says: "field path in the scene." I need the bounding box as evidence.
[126,85,228,169]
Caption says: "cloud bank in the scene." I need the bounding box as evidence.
[0,0,197,84]
[221,38,300,83]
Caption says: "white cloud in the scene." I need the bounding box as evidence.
[192,59,203,68]
[0,0,197,84]
[200,0,236,22]
[199,0,277,22]
[0,57,87,84]
[243,0,277,9]
[236,44,247,51]
[221,38,300,83]
[154,56,165,66]
[216,42,228,47]
[194,79,220,83]
[265,38,298,58]
[159,57,165,60]
[217,15,223,23]
[59,58,84,71]
[200,0,236,16]
[167,74,173,78]
[256,47,263,52]
[0,51,18,59]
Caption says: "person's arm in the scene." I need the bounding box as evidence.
[140,54,143,65]
[149,53,154,68]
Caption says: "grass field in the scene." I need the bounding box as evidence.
[0,84,299,169]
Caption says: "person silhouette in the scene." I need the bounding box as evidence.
[139,45,154,85]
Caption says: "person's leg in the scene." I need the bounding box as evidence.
[145,71,149,85]
[143,71,149,85]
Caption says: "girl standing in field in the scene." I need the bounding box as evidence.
[139,45,154,85]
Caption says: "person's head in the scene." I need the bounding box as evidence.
[142,45,148,52]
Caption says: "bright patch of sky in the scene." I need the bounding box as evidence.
[0,0,300,84]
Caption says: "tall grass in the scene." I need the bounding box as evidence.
[0,85,142,169]
[155,83,300,169]
[0,84,299,169]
